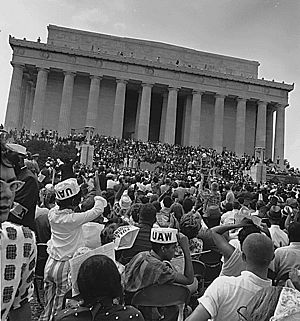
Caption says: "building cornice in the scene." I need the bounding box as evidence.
[9,36,294,92]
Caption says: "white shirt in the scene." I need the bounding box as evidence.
[47,196,106,261]
[197,271,272,321]
[268,225,289,248]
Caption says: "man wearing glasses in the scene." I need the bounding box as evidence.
[1,141,37,320]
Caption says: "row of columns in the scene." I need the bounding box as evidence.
[5,62,286,162]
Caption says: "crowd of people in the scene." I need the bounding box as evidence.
[1,126,300,321]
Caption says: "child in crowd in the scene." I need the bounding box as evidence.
[39,177,107,321]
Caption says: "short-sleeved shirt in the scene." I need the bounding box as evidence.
[197,271,272,321]
[272,242,300,281]
[1,221,37,320]
[220,247,245,277]
[268,225,289,249]
[123,251,176,293]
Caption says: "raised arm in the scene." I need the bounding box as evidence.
[174,233,194,285]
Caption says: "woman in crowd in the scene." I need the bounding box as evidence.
[55,255,144,320]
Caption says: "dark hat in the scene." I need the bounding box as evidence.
[267,205,282,220]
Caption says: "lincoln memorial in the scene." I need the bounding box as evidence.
[4,25,294,164]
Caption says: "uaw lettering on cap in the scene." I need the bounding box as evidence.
[56,187,73,199]
[152,231,173,242]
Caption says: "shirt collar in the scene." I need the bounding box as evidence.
[241,270,272,287]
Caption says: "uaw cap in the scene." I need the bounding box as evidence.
[267,205,282,220]
[54,178,80,200]
[150,227,177,244]
[6,143,27,156]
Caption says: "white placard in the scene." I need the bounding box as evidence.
[113,225,140,250]
[69,242,115,296]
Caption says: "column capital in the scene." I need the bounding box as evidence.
[192,90,205,95]
[215,93,226,99]
[257,100,268,106]
[63,70,76,77]
[276,103,288,110]
[141,83,154,88]
[116,78,128,84]
[37,67,49,73]
[90,75,102,81]
[236,97,247,103]
[168,86,179,92]
[10,62,25,69]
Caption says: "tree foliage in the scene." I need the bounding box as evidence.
[24,139,77,168]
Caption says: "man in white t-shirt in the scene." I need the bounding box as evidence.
[186,233,274,321]
[267,205,289,248]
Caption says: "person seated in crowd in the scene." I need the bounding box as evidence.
[123,227,194,321]
[270,222,300,286]
[178,212,203,260]
[156,196,179,228]
[55,255,144,320]
[267,205,289,248]
[1,140,37,321]
[211,219,264,276]
[39,177,108,321]
[186,233,274,321]
[119,203,157,265]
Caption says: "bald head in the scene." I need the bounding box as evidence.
[242,233,274,268]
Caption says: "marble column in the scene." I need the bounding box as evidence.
[21,79,33,129]
[4,62,25,131]
[85,75,101,134]
[30,68,49,133]
[274,104,286,167]
[235,98,247,157]
[58,71,76,137]
[27,83,35,131]
[182,95,192,146]
[255,101,267,150]
[159,92,168,142]
[134,89,142,139]
[213,94,225,152]
[18,73,30,130]
[189,90,203,146]
[136,83,153,141]
[111,79,127,138]
[266,108,274,160]
[164,87,178,144]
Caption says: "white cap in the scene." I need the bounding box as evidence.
[150,227,177,244]
[54,178,80,200]
[119,192,132,209]
[6,143,27,156]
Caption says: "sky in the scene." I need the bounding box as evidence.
[0,0,299,166]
